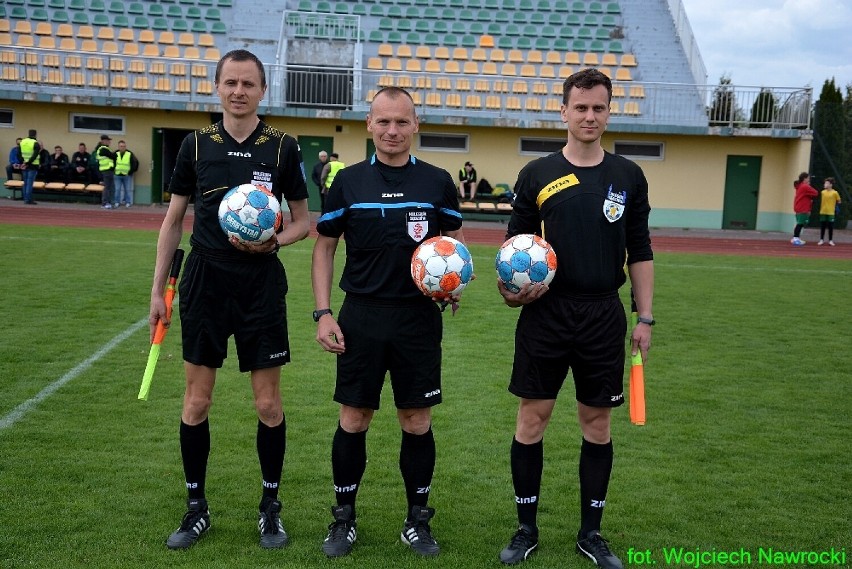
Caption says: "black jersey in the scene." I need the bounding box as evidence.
[169,120,308,255]
[316,154,462,300]
[508,150,653,295]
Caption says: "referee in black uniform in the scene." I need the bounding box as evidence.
[149,49,310,551]
[311,86,465,558]
[497,68,654,568]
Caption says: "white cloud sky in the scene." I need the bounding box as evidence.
[679,0,852,92]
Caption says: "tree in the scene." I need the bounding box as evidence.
[749,89,777,127]
[811,78,846,225]
[708,75,736,127]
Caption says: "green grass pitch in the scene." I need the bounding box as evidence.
[0,225,849,568]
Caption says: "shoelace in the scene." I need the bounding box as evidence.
[409,522,436,544]
[509,529,535,548]
[586,533,613,556]
[179,510,206,532]
[260,511,281,535]
[328,520,352,539]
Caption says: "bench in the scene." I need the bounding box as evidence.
[4,180,103,203]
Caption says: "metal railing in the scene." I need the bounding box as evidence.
[0,47,811,130]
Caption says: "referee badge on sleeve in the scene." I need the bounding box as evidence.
[407,210,428,242]
[603,186,626,223]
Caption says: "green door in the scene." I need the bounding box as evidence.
[366,138,375,160]
[298,135,334,211]
[721,155,762,230]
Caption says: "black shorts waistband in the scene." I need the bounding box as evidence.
[343,293,434,308]
[189,243,279,263]
[549,289,620,301]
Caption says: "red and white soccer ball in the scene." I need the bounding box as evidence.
[495,234,557,293]
[218,184,282,245]
[411,236,474,301]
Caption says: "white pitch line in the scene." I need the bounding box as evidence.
[0,318,148,431]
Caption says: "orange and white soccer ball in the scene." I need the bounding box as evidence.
[411,236,474,301]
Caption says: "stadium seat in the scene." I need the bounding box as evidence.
[609,100,620,114]
[434,46,449,60]
[131,75,148,90]
[519,64,536,77]
[38,35,56,49]
[13,20,32,35]
[583,53,599,66]
[154,77,171,92]
[620,53,636,66]
[623,101,640,115]
[506,96,521,110]
[532,81,548,95]
[545,98,560,111]
[425,92,441,107]
[481,61,497,74]
[463,61,478,74]
[444,60,460,73]
[507,49,523,63]
[500,63,517,76]
[446,93,461,108]
[628,84,644,98]
[128,58,145,72]
[122,43,140,56]
[175,78,191,93]
[142,43,159,57]
[511,80,527,94]
[169,62,187,76]
[611,84,625,97]
[565,51,581,65]
[455,77,470,90]
[197,33,214,47]
[58,37,76,50]
[615,68,632,81]
[0,67,20,82]
[203,47,219,60]
[489,48,505,62]
[177,32,194,46]
[163,45,180,58]
[396,44,413,58]
[540,64,555,78]
[465,94,482,109]
[34,21,52,35]
[451,47,468,60]
[493,79,509,92]
[473,78,490,91]
[525,97,542,111]
[405,58,421,72]
[196,79,213,94]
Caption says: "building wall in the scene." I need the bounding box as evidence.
[2,101,811,232]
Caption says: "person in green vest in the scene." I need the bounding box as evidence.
[321,153,345,197]
[16,129,41,204]
[94,134,116,209]
[112,140,140,208]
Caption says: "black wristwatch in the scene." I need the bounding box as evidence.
[312,308,333,322]
[637,316,656,326]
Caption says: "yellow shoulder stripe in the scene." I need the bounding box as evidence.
[536,173,580,208]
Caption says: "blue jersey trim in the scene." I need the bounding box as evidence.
[441,207,462,220]
[317,208,346,223]
[351,201,434,217]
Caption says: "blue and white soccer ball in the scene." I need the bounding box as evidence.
[495,234,557,293]
[218,184,282,245]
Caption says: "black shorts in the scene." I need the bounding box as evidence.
[509,292,626,407]
[334,295,443,410]
[178,250,291,372]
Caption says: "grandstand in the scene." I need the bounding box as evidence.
[0,0,814,231]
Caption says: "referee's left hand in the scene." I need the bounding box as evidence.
[229,235,279,254]
[316,315,345,354]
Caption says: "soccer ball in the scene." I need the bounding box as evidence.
[495,234,557,293]
[411,236,474,301]
[218,184,282,245]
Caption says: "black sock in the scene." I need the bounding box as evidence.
[794,224,803,238]
[331,424,368,515]
[399,428,435,510]
[579,438,613,537]
[180,419,210,500]
[257,417,286,501]
[511,437,543,529]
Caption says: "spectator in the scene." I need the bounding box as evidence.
[70,143,91,184]
[321,153,345,197]
[458,161,478,200]
[791,172,818,246]
[112,140,140,208]
[6,137,22,182]
[17,129,41,205]
[818,177,841,246]
[46,145,70,184]
[311,150,329,210]
[94,135,116,209]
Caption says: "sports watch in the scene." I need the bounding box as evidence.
[312,308,333,322]
[637,316,656,326]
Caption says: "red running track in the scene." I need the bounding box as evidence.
[1,201,849,259]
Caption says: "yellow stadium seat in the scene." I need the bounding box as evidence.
[13,21,33,35]
[559,65,574,78]
[471,48,487,61]
[598,67,612,78]
[601,53,617,66]
[45,70,64,84]
[465,94,482,108]
[628,84,645,98]
[184,46,201,60]
[396,75,413,89]
[525,97,542,111]
[493,79,509,93]
[15,35,35,48]
[489,48,505,62]
[385,57,402,71]
[405,59,422,72]
[540,65,555,79]
[451,47,468,60]
[110,58,125,72]
[415,45,431,59]
[142,44,160,57]
[34,22,53,36]
[80,39,97,52]
[611,84,625,97]
[609,100,620,114]
[367,57,382,70]
[138,29,155,43]
[0,19,10,34]
[97,27,115,41]
[25,68,40,82]
[177,33,195,46]
[507,49,523,63]
[377,43,393,57]
[204,48,220,60]
[64,55,82,68]
[132,76,149,90]
[86,56,105,70]
[410,91,422,105]
[565,52,580,65]
[38,36,56,49]
[463,61,478,74]
[624,101,640,115]
[68,71,84,86]
[43,53,60,67]
[154,77,172,92]
[59,37,77,51]
[500,63,517,76]
[198,33,215,48]
[176,79,192,94]
[191,63,208,77]
[444,60,460,73]
[377,74,393,87]
[102,41,119,54]
[474,79,490,92]
[122,42,140,56]
[583,53,599,66]
[129,59,146,73]
[158,31,175,44]
[163,45,181,58]
[512,80,528,94]
[149,61,166,75]
[76,25,94,40]
[620,53,636,67]
[545,98,561,112]
[532,81,548,95]
[552,81,562,95]
[520,64,536,77]
[481,61,497,75]
[56,23,73,38]
[446,93,461,108]
[425,92,441,107]
[527,50,543,64]
[415,76,431,89]
[615,67,632,81]
[506,96,521,111]
[0,34,11,48]
[545,51,562,65]
[396,44,412,58]
[455,77,470,90]
[434,46,449,60]
[118,28,135,42]
[169,63,187,76]
[365,89,377,102]
[424,59,441,73]
[196,80,213,95]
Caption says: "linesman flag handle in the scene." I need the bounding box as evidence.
[629,289,646,426]
[138,248,185,401]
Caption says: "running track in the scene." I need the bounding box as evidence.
[1,201,849,259]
